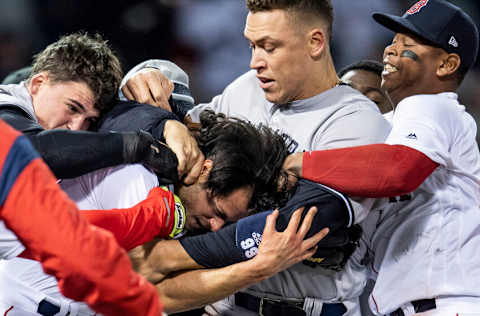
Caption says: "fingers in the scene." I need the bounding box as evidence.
[263,209,279,236]
[147,72,173,111]
[182,154,205,185]
[122,84,135,101]
[285,207,304,234]
[163,120,205,185]
[296,206,317,238]
[123,69,173,110]
[302,227,329,251]
[298,246,319,262]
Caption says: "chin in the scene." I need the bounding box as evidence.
[265,93,288,105]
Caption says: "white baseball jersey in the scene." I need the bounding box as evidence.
[124,61,392,315]
[0,164,158,316]
[361,93,480,315]
[0,222,24,260]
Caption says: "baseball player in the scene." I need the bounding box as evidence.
[338,60,393,115]
[0,32,199,185]
[120,1,392,315]
[283,0,480,315]
[0,109,323,315]
[0,119,166,316]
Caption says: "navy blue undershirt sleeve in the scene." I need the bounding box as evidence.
[179,180,353,268]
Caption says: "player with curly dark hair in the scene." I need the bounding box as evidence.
[0,107,324,316]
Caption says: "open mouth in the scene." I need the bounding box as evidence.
[383,63,398,76]
[257,77,274,89]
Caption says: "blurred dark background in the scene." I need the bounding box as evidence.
[2,0,480,137]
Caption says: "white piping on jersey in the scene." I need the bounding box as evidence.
[315,183,354,227]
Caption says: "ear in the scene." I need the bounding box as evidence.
[198,159,214,183]
[308,28,327,59]
[437,53,461,78]
[28,72,49,96]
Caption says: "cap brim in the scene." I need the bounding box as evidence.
[372,12,437,46]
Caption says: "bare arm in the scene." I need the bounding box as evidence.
[132,238,202,285]
[155,207,329,313]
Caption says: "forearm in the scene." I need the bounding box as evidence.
[28,130,126,179]
[145,239,202,275]
[301,144,438,197]
[157,259,267,313]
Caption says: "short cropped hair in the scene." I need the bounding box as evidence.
[337,60,384,78]
[30,32,123,115]
[196,110,289,211]
[246,0,334,40]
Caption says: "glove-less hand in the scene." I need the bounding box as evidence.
[122,130,179,184]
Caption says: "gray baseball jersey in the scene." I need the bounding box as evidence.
[0,82,37,122]
[123,62,392,315]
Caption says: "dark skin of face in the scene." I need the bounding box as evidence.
[382,33,447,106]
[340,69,393,114]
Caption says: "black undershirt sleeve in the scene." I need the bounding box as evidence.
[0,106,125,179]
[97,100,180,141]
[0,101,180,179]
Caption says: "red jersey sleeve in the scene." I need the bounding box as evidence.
[0,120,162,316]
[302,144,438,197]
[79,187,176,250]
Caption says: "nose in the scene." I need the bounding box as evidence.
[209,217,226,232]
[249,48,266,70]
[383,43,398,60]
[68,116,89,131]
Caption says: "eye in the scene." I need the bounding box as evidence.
[87,117,98,125]
[68,104,80,114]
[264,44,276,53]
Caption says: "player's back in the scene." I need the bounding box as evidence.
[0,164,158,315]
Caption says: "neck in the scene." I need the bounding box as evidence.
[390,80,458,107]
[307,54,339,98]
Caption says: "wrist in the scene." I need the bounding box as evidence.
[238,257,274,283]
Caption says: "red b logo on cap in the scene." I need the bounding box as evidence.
[407,0,429,15]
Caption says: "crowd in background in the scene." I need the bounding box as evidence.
[1,0,480,139]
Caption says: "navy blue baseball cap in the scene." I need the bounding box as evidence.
[373,0,479,71]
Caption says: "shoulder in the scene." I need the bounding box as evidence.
[330,85,389,126]
[396,93,462,123]
[223,70,259,92]
[335,85,381,112]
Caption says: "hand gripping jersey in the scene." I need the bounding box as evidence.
[0,119,162,316]
[181,179,360,272]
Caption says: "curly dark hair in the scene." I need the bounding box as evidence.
[30,32,123,115]
[195,110,289,211]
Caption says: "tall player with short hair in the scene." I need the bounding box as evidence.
[120,0,391,315]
